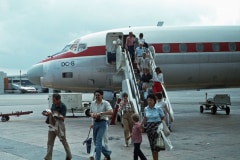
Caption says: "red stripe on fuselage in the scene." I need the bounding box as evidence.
[40,46,105,63]
[40,42,240,63]
[153,42,240,53]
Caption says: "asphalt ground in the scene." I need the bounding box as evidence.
[0,88,240,160]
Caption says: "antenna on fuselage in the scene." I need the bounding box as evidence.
[157,21,164,26]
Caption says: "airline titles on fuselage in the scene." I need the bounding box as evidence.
[61,61,75,67]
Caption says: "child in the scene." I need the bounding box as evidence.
[127,113,147,160]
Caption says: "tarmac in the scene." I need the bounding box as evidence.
[0,88,240,160]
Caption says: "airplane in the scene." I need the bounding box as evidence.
[27,25,240,120]
[27,25,240,92]
[12,83,38,93]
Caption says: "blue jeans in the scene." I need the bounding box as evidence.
[93,120,111,160]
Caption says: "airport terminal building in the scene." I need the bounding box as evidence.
[0,71,46,94]
[0,71,5,94]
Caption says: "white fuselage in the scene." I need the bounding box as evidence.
[27,25,240,92]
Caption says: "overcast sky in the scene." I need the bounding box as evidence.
[0,0,240,76]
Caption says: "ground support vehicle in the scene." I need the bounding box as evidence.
[0,111,33,122]
[199,93,231,115]
[48,93,93,117]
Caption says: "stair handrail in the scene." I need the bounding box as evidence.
[119,50,142,115]
[147,46,174,120]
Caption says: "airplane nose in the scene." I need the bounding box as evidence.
[27,63,43,85]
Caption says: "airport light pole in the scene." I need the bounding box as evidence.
[20,70,21,86]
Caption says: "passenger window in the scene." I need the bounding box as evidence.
[212,43,220,52]
[179,43,187,52]
[196,43,204,52]
[228,42,236,51]
[162,44,170,53]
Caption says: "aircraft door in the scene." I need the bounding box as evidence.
[106,32,123,66]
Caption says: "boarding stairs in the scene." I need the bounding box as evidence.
[114,46,142,119]
[110,45,174,124]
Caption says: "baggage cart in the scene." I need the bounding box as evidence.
[199,93,231,115]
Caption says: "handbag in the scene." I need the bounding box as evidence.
[157,121,170,137]
[162,121,170,136]
[160,130,173,151]
[156,135,165,150]
[83,128,92,154]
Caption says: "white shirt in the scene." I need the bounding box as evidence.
[138,38,145,44]
[156,100,165,109]
[117,38,122,47]
[135,46,146,57]
[139,58,149,69]
[152,73,164,83]
[90,99,112,120]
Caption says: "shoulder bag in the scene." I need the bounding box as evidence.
[156,135,165,150]
[157,121,170,137]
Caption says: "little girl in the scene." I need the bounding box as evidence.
[127,113,147,160]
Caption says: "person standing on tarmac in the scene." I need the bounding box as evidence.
[127,113,147,160]
[89,89,113,160]
[141,93,165,160]
[42,93,72,160]
[119,92,135,147]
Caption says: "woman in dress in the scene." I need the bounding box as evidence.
[141,93,165,160]
[151,67,164,94]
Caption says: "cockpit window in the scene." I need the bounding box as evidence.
[49,44,70,57]
[69,39,80,52]
[48,39,87,57]
[70,44,78,51]
[62,45,71,52]
[78,43,87,52]
[69,43,87,52]
[69,38,87,52]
